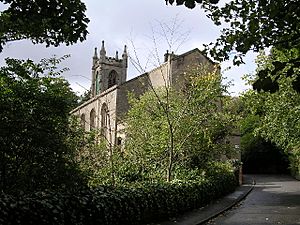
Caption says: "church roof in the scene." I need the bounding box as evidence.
[171,48,217,65]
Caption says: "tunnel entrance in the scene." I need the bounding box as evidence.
[242,140,289,174]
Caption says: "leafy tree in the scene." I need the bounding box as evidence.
[253,48,300,93]
[165,0,299,62]
[242,49,300,177]
[125,66,236,182]
[243,85,300,176]
[75,129,127,187]
[75,131,111,186]
[0,56,86,193]
[165,0,300,92]
[75,108,130,187]
[0,0,90,194]
[77,90,91,106]
[240,114,289,174]
[0,0,89,51]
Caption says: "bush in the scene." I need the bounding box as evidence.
[0,168,237,225]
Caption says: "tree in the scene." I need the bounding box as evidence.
[243,84,300,177]
[165,0,218,10]
[253,48,300,93]
[242,49,300,177]
[165,0,299,62]
[0,0,90,194]
[125,66,236,182]
[75,92,128,187]
[165,0,300,92]
[75,130,112,186]
[75,130,132,186]
[240,114,289,174]
[0,0,89,51]
[77,90,91,106]
[0,56,86,193]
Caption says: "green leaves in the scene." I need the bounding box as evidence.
[125,66,237,181]
[0,0,89,51]
[0,167,236,225]
[243,48,300,177]
[166,0,300,73]
[253,48,300,93]
[0,57,84,194]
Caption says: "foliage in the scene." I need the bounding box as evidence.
[75,130,130,187]
[165,0,300,62]
[165,0,300,92]
[242,49,300,176]
[0,165,237,225]
[76,131,109,186]
[240,114,289,173]
[125,66,237,182]
[165,0,218,9]
[253,48,300,93]
[0,56,86,194]
[240,114,263,156]
[0,0,89,51]
[77,90,91,106]
[257,84,300,174]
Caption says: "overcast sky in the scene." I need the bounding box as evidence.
[0,0,257,96]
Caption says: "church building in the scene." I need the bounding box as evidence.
[71,41,216,145]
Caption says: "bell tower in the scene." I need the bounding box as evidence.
[91,41,128,97]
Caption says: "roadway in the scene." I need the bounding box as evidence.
[206,175,300,225]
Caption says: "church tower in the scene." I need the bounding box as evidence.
[91,41,128,97]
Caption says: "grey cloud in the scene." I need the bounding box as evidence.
[0,0,256,95]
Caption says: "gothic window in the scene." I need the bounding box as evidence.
[117,137,122,146]
[90,109,96,131]
[108,70,118,88]
[80,113,85,130]
[101,103,108,135]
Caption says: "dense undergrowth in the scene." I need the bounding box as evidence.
[0,163,237,225]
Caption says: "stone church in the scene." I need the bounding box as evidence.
[71,41,217,146]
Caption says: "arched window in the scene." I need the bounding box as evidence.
[80,113,85,130]
[108,70,118,88]
[117,137,122,146]
[90,109,96,131]
[101,103,108,135]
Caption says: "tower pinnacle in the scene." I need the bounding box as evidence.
[100,40,106,59]
[93,47,98,58]
[92,47,98,67]
[122,45,128,68]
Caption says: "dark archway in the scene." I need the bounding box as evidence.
[242,139,289,174]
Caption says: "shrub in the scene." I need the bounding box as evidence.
[0,167,236,225]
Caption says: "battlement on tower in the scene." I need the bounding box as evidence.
[90,41,128,97]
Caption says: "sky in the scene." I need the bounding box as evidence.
[0,0,257,96]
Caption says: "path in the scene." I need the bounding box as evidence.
[206,175,300,225]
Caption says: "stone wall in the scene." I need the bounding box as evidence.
[72,86,119,144]
[170,49,217,90]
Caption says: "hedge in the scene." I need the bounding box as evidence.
[0,170,237,225]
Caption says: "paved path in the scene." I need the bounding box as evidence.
[152,175,254,225]
[206,175,300,225]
